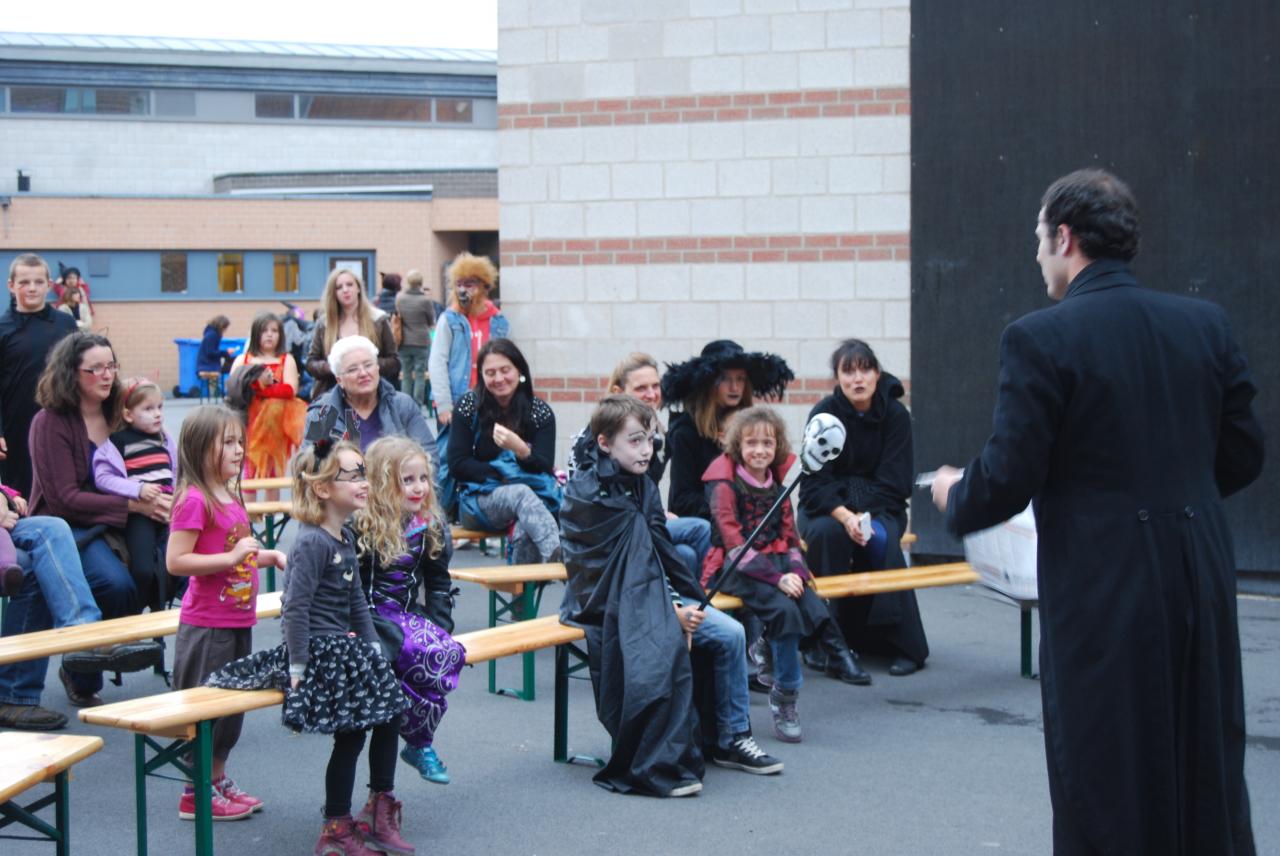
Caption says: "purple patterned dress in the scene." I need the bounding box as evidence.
[363,515,465,749]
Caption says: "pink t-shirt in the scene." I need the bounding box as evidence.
[171,486,260,628]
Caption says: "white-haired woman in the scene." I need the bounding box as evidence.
[303,336,438,464]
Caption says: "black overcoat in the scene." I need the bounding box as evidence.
[559,453,705,796]
[947,259,1264,855]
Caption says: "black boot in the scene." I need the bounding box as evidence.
[802,647,828,672]
[826,646,872,686]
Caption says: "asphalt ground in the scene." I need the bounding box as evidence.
[6,398,1276,855]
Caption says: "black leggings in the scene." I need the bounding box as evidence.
[123,514,171,612]
[324,722,399,818]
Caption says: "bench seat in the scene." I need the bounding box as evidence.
[0,731,104,854]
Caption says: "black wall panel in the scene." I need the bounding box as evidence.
[910,1,1279,573]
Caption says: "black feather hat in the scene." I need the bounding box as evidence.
[661,339,795,407]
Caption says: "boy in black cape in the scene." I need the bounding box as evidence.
[560,395,782,797]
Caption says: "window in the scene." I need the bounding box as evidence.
[10,86,149,115]
[155,90,196,117]
[217,253,243,294]
[255,93,294,118]
[299,94,430,122]
[161,253,188,294]
[273,253,300,293]
[434,98,473,123]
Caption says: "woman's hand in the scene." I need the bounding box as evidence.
[837,509,871,546]
[492,424,530,458]
[777,572,805,599]
[437,409,452,427]
[129,492,171,523]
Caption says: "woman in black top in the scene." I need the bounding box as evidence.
[446,339,560,564]
[662,340,794,521]
[798,339,928,676]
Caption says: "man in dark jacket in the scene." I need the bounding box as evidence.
[933,169,1263,855]
[1,254,77,496]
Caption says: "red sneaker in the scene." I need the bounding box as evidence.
[216,776,264,812]
[178,788,253,821]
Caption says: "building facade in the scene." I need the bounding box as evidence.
[0,32,499,387]
[496,0,911,444]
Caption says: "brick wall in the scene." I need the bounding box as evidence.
[1,194,499,385]
[499,0,910,457]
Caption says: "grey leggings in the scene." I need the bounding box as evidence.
[474,484,561,565]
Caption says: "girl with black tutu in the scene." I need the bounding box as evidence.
[701,407,862,744]
[208,441,413,856]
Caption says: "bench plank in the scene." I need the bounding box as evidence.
[0,592,282,666]
[241,477,291,493]
[78,687,284,737]
[0,732,104,804]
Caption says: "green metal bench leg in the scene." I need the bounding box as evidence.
[1020,606,1038,680]
[489,583,543,702]
[193,720,214,856]
[553,641,605,767]
[0,774,69,853]
[134,735,148,856]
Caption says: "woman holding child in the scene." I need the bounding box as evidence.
[799,339,929,677]
[447,339,560,565]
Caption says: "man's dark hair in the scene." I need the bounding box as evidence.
[591,394,655,444]
[1041,168,1140,262]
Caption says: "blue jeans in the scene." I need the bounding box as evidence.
[666,516,711,582]
[0,517,102,706]
[770,634,804,691]
[689,605,750,747]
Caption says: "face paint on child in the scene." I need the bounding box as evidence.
[399,455,432,515]
[599,415,654,475]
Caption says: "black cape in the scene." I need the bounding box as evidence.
[559,452,705,796]
[948,260,1264,855]
[0,299,76,496]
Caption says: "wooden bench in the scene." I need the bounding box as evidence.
[0,732,103,855]
[0,593,283,668]
[78,560,979,856]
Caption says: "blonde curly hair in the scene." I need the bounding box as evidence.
[353,437,444,566]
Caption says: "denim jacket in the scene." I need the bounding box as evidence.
[430,308,510,415]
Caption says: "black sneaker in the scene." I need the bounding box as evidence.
[712,733,784,775]
[62,640,164,675]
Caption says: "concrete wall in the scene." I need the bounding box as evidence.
[497,0,911,457]
[1,118,498,195]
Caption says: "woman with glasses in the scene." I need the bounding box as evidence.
[305,268,400,399]
[25,333,166,706]
[303,336,438,464]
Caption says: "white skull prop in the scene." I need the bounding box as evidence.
[800,413,846,474]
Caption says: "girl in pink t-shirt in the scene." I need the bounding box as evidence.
[165,405,285,822]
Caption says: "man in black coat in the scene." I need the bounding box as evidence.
[933,169,1263,855]
[1,254,77,496]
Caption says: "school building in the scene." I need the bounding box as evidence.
[0,31,499,384]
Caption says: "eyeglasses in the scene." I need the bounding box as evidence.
[341,361,378,377]
[80,362,120,378]
[334,464,367,483]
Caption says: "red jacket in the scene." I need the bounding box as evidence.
[700,452,806,587]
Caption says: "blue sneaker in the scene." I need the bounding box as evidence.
[400,744,450,785]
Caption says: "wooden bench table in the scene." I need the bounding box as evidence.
[0,593,282,668]
[0,732,103,855]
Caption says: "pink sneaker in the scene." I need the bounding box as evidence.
[216,776,264,812]
[178,788,253,821]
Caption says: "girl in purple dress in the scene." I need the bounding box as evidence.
[355,436,466,786]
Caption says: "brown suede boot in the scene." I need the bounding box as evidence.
[315,815,379,856]
[355,791,414,856]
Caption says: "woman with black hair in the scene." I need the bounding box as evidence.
[446,338,560,565]
[799,338,928,677]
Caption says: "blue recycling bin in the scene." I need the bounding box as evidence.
[174,337,246,398]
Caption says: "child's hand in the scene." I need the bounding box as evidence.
[674,605,705,636]
[290,677,300,690]
[138,483,161,503]
[230,536,261,564]
[259,550,286,569]
[10,495,27,516]
[777,573,805,599]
